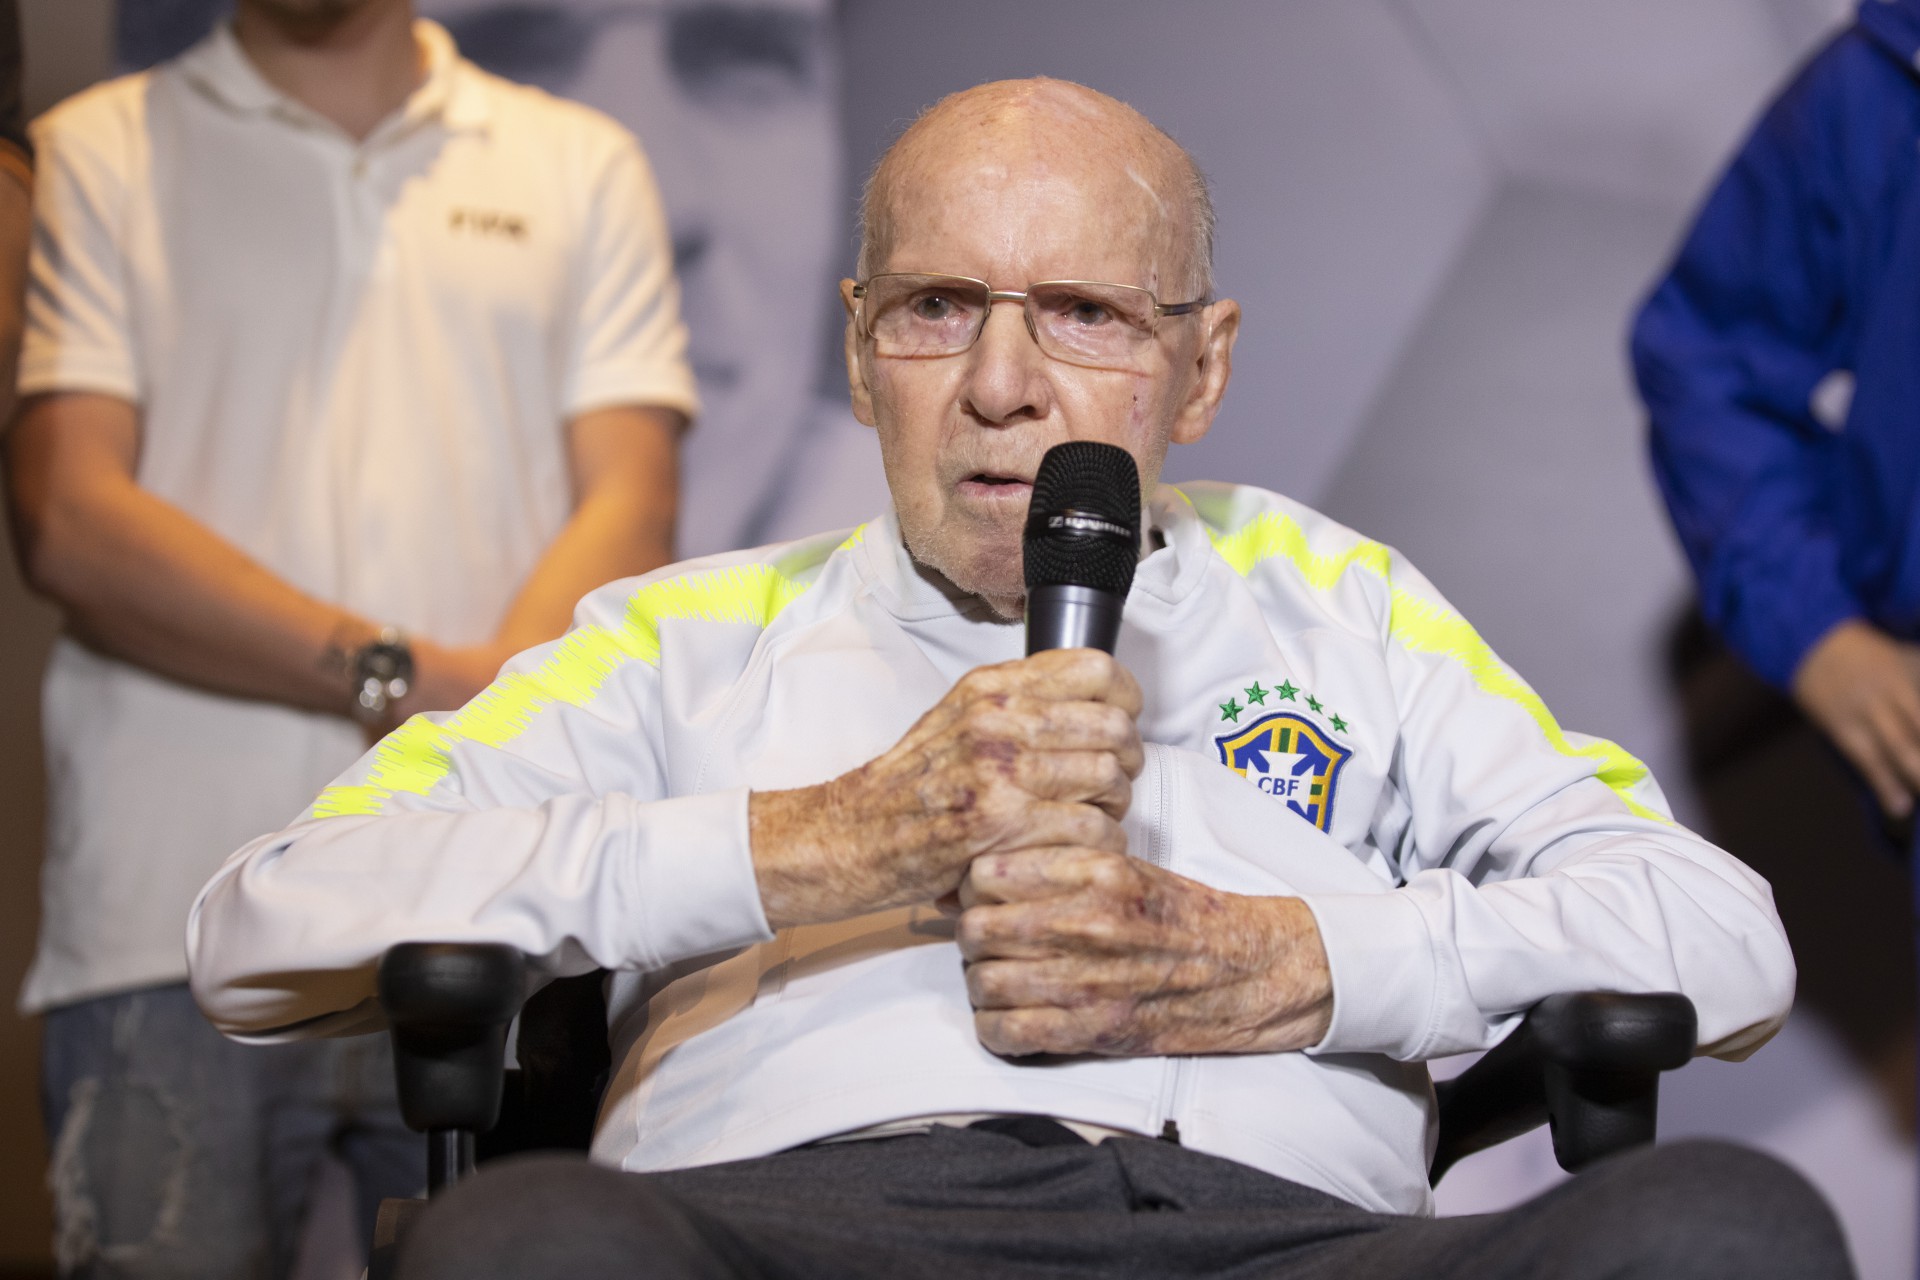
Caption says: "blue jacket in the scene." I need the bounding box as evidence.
[1633,1,1920,688]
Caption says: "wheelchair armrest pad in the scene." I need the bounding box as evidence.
[1429,991,1696,1184]
[378,942,529,1137]
[378,942,527,1031]
[1525,991,1696,1075]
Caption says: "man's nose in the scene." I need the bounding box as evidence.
[961,298,1049,426]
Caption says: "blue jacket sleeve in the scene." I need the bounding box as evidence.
[1631,39,1864,689]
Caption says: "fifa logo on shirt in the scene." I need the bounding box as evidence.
[448,207,529,241]
[1216,712,1352,831]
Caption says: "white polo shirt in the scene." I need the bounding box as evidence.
[17,20,697,1012]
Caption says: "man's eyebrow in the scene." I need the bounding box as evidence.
[667,7,821,85]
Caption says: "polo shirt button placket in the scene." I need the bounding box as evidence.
[351,150,400,283]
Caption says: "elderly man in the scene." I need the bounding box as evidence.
[189,80,1847,1278]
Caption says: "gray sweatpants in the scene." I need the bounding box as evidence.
[393,1121,1853,1278]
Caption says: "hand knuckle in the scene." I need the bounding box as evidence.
[964,965,989,1005]
[974,1011,1006,1052]
[981,1010,1028,1056]
[980,964,1016,1005]
[956,909,992,951]
[960,700,1000,737]
[1082,912,1124,947]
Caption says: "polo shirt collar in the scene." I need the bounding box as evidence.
[416,21,492,133]
[177,18,488,135]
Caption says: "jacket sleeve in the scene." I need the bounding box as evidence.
[1630,35,1863,688]
[1299,555,1795,1064]
[185,581,774,1041]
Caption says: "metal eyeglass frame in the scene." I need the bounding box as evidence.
[851,273,1209,365]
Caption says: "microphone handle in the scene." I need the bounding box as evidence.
[1025,583,1124,655]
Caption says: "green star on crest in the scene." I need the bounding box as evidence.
[1306,694,1323,713]
[1245,682,1268,705]
[1330,713,1348,733]
[1276,680,1298,700]
[1219,697,1243,723]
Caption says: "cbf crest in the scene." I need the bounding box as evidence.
[1216,711,1352,831]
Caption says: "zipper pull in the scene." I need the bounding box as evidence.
[1158,1119,1182,1145]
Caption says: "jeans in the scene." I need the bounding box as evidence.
[41,983,423,1280]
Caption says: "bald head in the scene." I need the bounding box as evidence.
[858,78,1214,299]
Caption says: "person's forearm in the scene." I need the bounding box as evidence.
[489,404,681,654]
[190,789,773,1040]
[11,443,368,712]
[491,476,676,654]
[0,171,29,426]
[1301,826,1794,1065]
[362,473,679,731]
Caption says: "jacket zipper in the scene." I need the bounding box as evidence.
[1142,745,1184,1143]
[1151,1058,1187,1145]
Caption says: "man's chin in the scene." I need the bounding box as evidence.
[939,561,1027,617]
[900,526,1026,615]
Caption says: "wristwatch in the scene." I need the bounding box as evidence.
[350,626,414,722]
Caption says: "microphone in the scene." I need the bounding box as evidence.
[1023,442,1141,655]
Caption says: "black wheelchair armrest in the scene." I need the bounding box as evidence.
[378,941,527,1193]
[369,942,527,1280]
[1429,991,1696,1185]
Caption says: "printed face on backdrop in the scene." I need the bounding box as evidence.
[240,0,384,19]
[423,0,842,552]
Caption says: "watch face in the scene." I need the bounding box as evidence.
[353,636,415,717]
[364,646,406,682]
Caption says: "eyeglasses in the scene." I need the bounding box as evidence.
[851,273,1207,372]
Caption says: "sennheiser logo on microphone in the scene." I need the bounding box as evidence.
[1047,511,1134,540]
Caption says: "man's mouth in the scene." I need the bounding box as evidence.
[957,472,1034,500]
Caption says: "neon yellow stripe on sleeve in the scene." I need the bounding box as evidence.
[1384,590,1662,822]
[1199,506,1664,823]
[308,533,865,820]
[1209,507,1394,587]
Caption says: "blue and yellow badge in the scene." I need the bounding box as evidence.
[1216,712,1352,831]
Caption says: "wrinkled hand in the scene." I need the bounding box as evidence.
[1792,619,1920,819]
[954,845,1332,1058]
[750,649,1144,930]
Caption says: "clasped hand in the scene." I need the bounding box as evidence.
[749,648,1332,1059]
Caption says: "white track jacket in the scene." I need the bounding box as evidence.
[188,483,1794,1216]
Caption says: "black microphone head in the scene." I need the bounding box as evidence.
[1022,442,1142,596]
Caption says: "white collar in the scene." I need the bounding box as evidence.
[176,19,489,138]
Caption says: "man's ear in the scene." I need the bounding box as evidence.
[1170,298,1241,446]
[840,278,877,428]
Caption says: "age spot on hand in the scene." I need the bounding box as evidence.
[975,739,1018,768]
